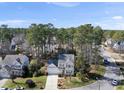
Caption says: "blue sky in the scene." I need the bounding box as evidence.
[0,2,124,29]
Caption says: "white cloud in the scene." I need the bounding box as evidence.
[0,20,26,24]
[0,20,28,27]
[47,2,80,7]
[112,16,123,20]
[94,19,124,30]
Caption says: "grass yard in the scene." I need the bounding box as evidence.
[116,80,124,90]
[60,77,95,89]
[116,86,124,90]
[95,65,106,76]
[2,76,47,89]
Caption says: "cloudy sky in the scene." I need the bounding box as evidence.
[0,2,124,29]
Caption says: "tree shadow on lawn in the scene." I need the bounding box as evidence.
[88,73,121,83]
[88,73,104,80]
[106,62,119,67]
[87,73,115,81]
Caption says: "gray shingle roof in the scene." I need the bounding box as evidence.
[58,54,74,63]
[2,54,29,66]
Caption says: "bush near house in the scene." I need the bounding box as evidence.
[28,59,45,77]
[39,66,46,75]
[25,79,36,88]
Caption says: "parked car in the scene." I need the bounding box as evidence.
[20,87,24,90]
[111,79,119,86]
[0,88,8,90]
[15,86,24,90]
[104,59,110,65]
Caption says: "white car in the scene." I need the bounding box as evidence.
[111,80,119,86]
[0,88,8,90]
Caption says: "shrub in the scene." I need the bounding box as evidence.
[25,79,36,88]
[76,72,87,81]
[22,66,29,78]
[39,67,46,75]
[28,59,37,73]
[33,71,39,77]
[76,72,82,79]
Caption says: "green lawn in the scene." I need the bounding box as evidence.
[59,64,106,89]
[116,80,124,90]
[96,65,106,76]
[62,77,95,89]
[2,76,47,89]
[116,86,124,90]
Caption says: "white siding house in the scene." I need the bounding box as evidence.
[58,54,74,75]
[105,38,115,47]
[113,42,124,52]
[47,54,75,76]
[0,54,29,78]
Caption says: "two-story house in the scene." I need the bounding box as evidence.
[58,54,74,75]
[113,41,124,53]
[47,54,74,76]
[0,54,29,78]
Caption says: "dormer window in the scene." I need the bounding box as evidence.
[16,58,22,65]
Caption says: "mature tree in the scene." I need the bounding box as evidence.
[74,24,103,78]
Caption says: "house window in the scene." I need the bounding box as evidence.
[66,70,72,74]
[66,65,71,68]
[59,64,64,69]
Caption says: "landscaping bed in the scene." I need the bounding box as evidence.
[58,77,95,89]
[2,76,47,89]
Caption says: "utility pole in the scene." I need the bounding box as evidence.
[96,77,100,90]
[98,80,100,90]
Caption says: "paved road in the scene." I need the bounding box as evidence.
[72,46,123,90]
[44,75,58,90]
[0,79,8,88]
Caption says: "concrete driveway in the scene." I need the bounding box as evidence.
[44,75,58,90]
[71,46,123,90]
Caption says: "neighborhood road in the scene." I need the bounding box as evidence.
[0,79,8,88]
[44,75,58,90]
[71,46,123,90]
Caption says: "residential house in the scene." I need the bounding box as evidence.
[47,54,75,75]
[105,38,115,47]
[0,41,10,54]
[10,33,26,51]
[58,54,74,75]
[0,54,29,78]
[105,38,124,53]
[113,41,124,52]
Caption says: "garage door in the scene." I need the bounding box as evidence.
[47,64,60,75]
